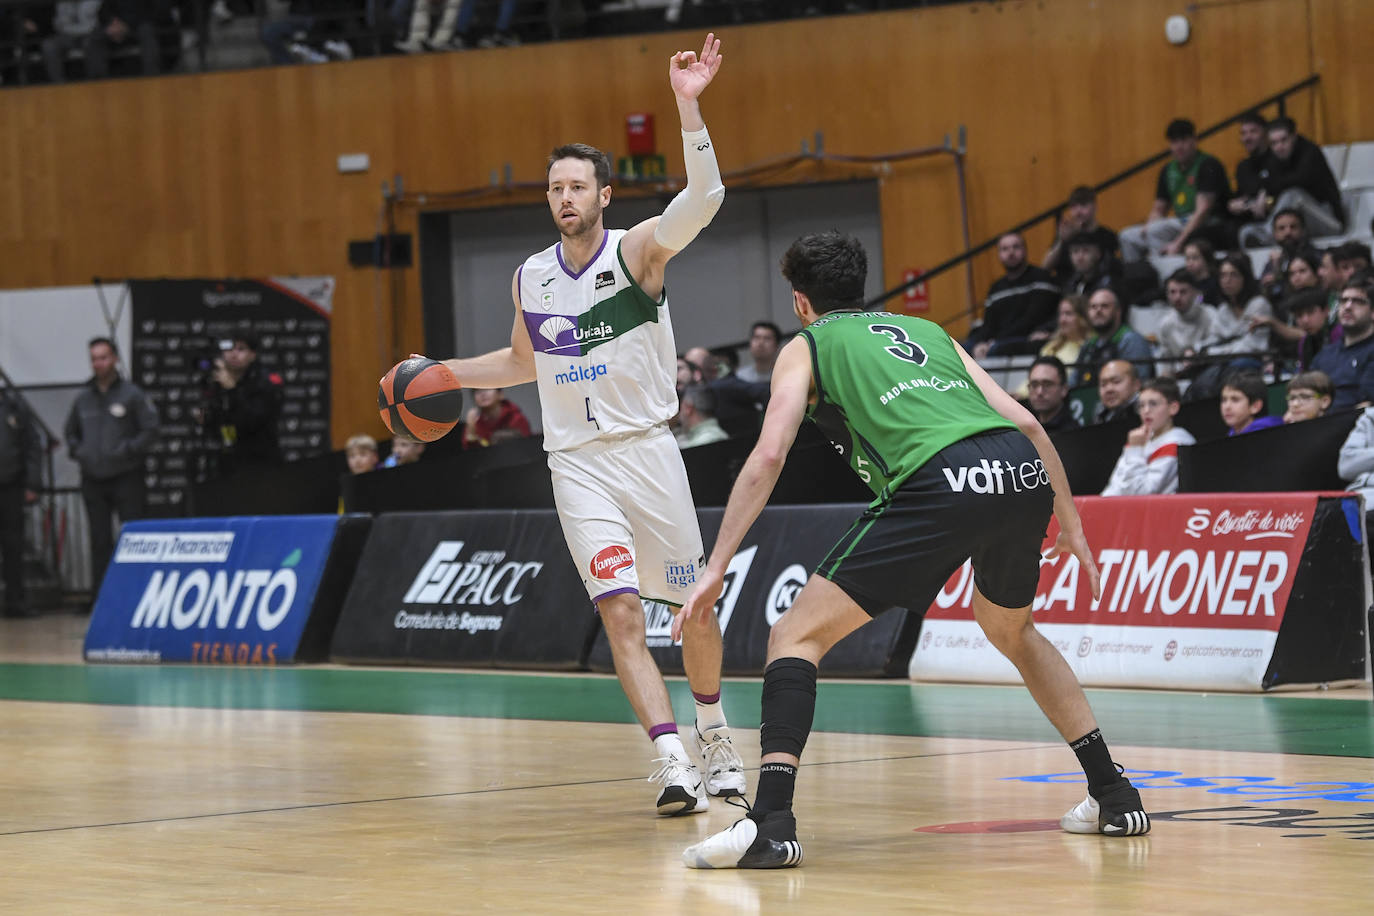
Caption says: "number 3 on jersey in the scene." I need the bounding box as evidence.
[870,323,928,365]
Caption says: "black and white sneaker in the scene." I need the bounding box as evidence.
[648,755,708,816]
[683,811,803,869]
[1061,778,1150,836]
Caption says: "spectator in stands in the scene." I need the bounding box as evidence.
[1258,208,1308,302]
[199,332,284,478]
[1267,288,1337,372]
[1312,274,1374,410]
[1093,359,1141,424]
[0,384,42,618]
[703,346,769,438]
[1119,118,1231,262]
[676,384,729,449]
[736,320,781,383]
[344,434,379,474]
[1220,371,1282,436]
[65,338,159,598]
[1073,287,1155,386]
[1042,185,1119,283]
[394,0,521,52]
[676,354,703,393]
[969,233,1060,358]
[1334,241,1373,287]
[1060,232,1117,298]
[460,386,532,448]
[683,345,719,382]
[1283,371,1333,424]
[1318,247,1342,296]
[1156,269,1218,377]
[41,1,100,83]
[1210,253,1273,362]
[381,436,424,467]
[1182,238,1223,304]
[1024,356,1080,433]
[1101,377,1194,496]
[1039,294,1090,366]
[1336,404,1374,514]
[1285,248,1324,296]
[1228,110,1279,229]
[1237,116,1345,244]
[79,0,165,80]
[261,0,358,64]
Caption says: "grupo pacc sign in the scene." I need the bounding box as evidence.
[911,494,1327,691]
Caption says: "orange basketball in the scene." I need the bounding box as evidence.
[378,357,464,442]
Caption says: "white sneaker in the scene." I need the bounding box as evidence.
[393,38,426,54]
[287,43,328,64]
[322,39,353,61]
[1060,794,1101,834]
[694,723,747,798]
[648,755,708,816]
[683,812,803,869]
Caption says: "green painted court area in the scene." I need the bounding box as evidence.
[1,662,1370,758]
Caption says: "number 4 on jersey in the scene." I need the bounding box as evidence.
[585,397,601,430]
[870,324,928,365]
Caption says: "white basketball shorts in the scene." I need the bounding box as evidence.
[548,424,705,605]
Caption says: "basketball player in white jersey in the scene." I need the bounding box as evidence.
[427,33,745,816]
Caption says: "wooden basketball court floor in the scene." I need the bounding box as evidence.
[1,616,1371,914]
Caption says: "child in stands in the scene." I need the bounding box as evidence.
[1221,371,1283,436]
[1101,377,1195,495]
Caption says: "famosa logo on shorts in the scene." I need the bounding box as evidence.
[942,458,1049,494]
[591,545,634,580]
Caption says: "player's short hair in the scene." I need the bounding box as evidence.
[345,434,378,454]
[547,143,613,189]
[1165,118,1196,141]
[1141,377,1181,404]
[779,231,868,315]
[1222,370,1268,406]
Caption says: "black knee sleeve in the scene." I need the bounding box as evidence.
[759,657,818,758]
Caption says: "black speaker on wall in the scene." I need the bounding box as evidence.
[348,234,413,268]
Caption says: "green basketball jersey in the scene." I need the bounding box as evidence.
[799,310,1017,502]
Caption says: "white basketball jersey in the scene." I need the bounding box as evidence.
[519,229,679,451]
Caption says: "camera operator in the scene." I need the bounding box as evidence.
[199,332,284,479]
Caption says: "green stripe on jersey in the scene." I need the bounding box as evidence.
[801,311,1016,499]
[569,243,663,355]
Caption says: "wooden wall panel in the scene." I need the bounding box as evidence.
[0,0,1366,445]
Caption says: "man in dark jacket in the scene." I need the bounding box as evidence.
[969,233,1061,357]
[65,337,159,593]
[1,385,43,617]
[1240,117,1344,245]
[199,332,284,479]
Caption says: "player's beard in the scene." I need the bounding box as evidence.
[556,203,602,241]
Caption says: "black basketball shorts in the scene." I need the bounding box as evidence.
[817,428,1055,616]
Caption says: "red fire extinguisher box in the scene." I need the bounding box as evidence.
[625,113,656,156]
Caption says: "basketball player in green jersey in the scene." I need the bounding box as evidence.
[675,231,1150,869]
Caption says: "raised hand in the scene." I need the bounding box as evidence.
[669,32,723,102]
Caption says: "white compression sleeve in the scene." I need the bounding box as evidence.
[653,126,726,251]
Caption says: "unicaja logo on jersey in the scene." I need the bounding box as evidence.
[574,321,615,342]
[941,458,1049,494]
[591,545,633,579]
[538,316,574,344]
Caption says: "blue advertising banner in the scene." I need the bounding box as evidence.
[84,515,341,665]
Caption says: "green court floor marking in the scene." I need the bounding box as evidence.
[0,663,1369,758]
